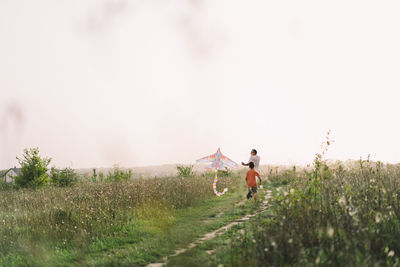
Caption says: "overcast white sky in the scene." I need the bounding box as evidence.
[1,0,400,169]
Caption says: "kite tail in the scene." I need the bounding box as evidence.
[213,170,228,197]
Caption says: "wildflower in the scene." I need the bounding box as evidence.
[375,213,382,223]
[271,241,276,247]
[288,238,293,244]
[338,196,346,206]
[290,188,295,194]
[388,251,395,257]
[327,226,334,238]
[348,208,358,217]
[264,248,269,252]
[283,191,288,196]
[315,257,320,264]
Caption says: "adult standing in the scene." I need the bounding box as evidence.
[242,149,260,171]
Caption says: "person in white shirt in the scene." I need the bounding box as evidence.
[242,149,261,184]
[242,149,260,171]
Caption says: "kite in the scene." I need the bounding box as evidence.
[196,148,238,196]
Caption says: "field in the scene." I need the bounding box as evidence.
[2,159,400,266]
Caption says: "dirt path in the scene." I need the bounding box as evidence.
[147,190,273,267]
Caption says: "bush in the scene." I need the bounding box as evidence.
[218,168,232,177]
[50,167,78,187]
[106,167,132,182]
[176,165,195,177]
[14,148,51,188]
[0,181,13,191]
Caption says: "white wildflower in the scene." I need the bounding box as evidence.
[388,251,395,257]
[338,196,346,206]
[327,226,334,238]
[375,213,382,223]
[348,208,358,217]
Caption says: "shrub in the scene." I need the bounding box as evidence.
[176,165,195,177]
[50,167,78,187]
[14,148,51,188]
[106,167,132,182]
[0,181,13,191]
[218,168,232,177]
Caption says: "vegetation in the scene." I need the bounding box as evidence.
[0,169,242,266]
[177,165,195,177]
[105,166,132,182]
[4,140,400,266]
[14,148,51,188]
[50,167,78,187]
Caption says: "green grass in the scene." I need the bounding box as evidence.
[81,183,258,266]
[6,154,399,266]
[0,172,259,266]
[166,181,276,267]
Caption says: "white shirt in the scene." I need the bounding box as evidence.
[249,155,260,171]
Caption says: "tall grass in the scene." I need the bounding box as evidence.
[0,173,240,264]
[223,160,400,266]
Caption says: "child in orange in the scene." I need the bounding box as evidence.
[246,162,262,203]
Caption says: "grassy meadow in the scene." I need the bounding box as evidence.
[2,153,400,266]
[0,168,251,266]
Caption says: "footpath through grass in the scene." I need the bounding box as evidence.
[166,180,278,267]
[82,183,257,266]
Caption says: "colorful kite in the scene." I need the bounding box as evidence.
[196,148,238,196]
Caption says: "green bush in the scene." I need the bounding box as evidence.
[50,167,78,187]
[0,181,13,191]
[176,165,195,177]
[106,167,132,182]
[14,148,51,188]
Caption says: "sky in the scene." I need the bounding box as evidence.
[1,0,400,169]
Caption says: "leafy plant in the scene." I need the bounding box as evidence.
[106,166,132,182]
[14,148,51,188]
[218,168,232,177]
[50,167,78,187]
[176,165,195,177]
